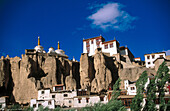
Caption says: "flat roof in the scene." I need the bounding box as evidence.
[144,52,166,56]
[134,57,141,59]
[83,36,105,42]
[119,46,128,50]
[53,84,64,87]
[102,40,116,44]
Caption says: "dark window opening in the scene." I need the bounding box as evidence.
[86,41,89,46]
[38,104,41,107]
[100,97,104,101]
[78,99,81,103]
[64,94,68,97]
[33,104,36,108]
[48,101,51,105]
[91,40,93,44]
[110,43,113,48]
[52,95,55,98]
[86,98,89,103]
[152,55,155,59]
[147,56,150,59]
[41,91,44,94]
[160,55,163,58]
[104,44,108,49]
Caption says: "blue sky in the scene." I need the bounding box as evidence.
[0,0,170,61]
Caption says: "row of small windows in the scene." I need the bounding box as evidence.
[78,97,104,103]
[86,39,102,46]
[104,43,113,49]
[147,55,164,59]
[86,43,113,50]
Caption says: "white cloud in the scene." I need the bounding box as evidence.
[164,50,170,55]
[87,2,136,31]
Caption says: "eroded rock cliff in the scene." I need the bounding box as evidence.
[0,54,80,104]
[119,67,156,89]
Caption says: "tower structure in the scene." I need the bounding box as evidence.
[34,36,45,53]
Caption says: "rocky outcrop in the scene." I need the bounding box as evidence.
[80,53,95,89]
[10,55,38,104]
[91,51,112,93]
[0,53,80,104]
[0,58,10,96]
[79,49,119,93]
[41,56,57,88]
[65,75,76,90]
[119,67,156,89]
[0,59,10,88]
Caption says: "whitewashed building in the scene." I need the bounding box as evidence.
[83,36,120,56]
[134,57,141,61]
[73,95,108,108]
[144,52,166,68]
[30,84,109,109]
[124,80,137,95]
[0,96,7,110]
[30,85,77,109]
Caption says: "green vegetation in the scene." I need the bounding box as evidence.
[112,78,121,100]
[131,62,169,111]
[131,71,148,111]
[143,79,157,111]
[155,62,169,111]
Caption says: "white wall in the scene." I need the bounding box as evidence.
[83,38,118,56]
[101,41,118,56]
[38,89,51,100]
[145,53,166,68]
[124,80,136,95]
[0,97,6,110]
[73,95,108,108]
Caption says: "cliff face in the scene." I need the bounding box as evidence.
[0,54,80,104]
[119,67,156,89]
[0,50,158,104]
[80,53,95,89]
[80,49,119,93]
[0,58,10,96]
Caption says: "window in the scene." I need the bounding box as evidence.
[152,55,155,59]
[110,43,113,48]
[147,56,150,59]
[124,99,132,107]
[96,39,101,42]
[91,40,93,44]
[55,86,63,91]
[78,99,81,103]
[38,103,41,107]
[41,91,44,94]
[97,44,100,48]
[104,44,108,49]
[160,55,163,58]
[86,46,90,53]
[86,46,90,50]
[69,100,72,103]
[86,98,89,103]
[33,104,36,108]
[48,101,51,105]
[100,97,104,101]
[131,87,135,90]
[52,95,55,98]
[148,62,150,64]
[64,94,68,97]
[86,41,89,46]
